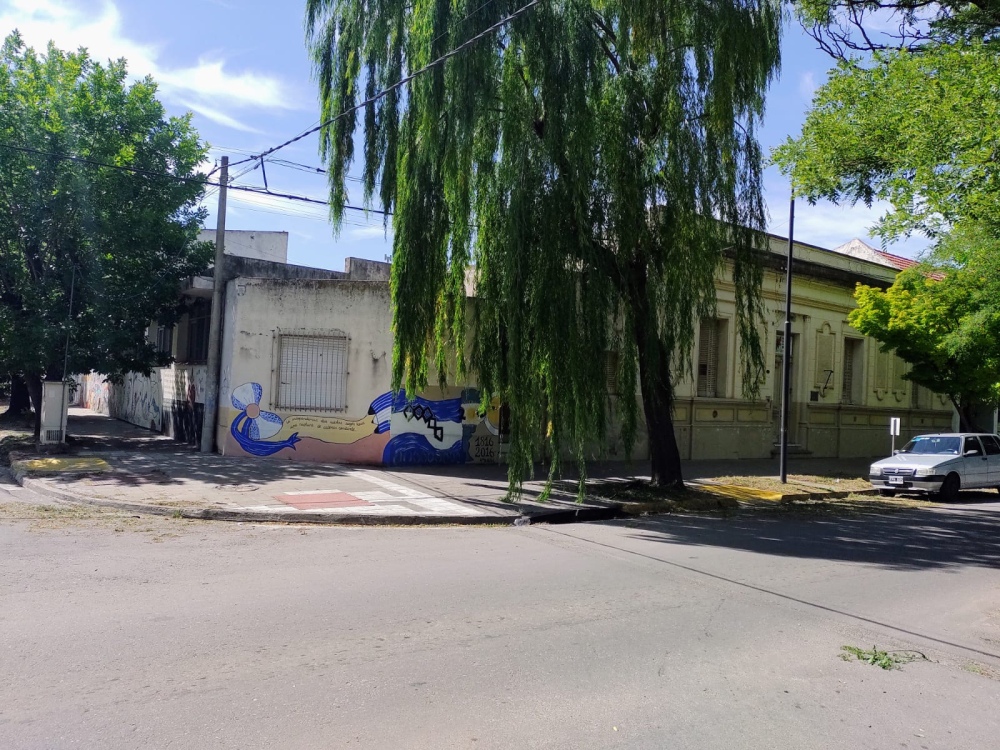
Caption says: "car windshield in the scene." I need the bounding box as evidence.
[899,437,961,455]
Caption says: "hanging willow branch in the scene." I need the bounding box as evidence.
[308,0,781,494]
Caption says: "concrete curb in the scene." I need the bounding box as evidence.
[16,473,623,527]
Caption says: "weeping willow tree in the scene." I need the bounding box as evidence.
[307,0,781,491]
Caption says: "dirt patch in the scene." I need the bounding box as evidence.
[0,499,207,539]
[0,431,35,464]
[585,479,739,515]
[745,492,934,516]
[709,473,873,494]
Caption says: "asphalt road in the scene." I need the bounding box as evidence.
[2,483,1000,749]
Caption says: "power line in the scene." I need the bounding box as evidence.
[228,0,541,168]
[0,142,391,216]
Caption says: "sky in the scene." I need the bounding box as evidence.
[0,0,928,270]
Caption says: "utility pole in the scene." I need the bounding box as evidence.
[779,196,794,483]
[57,263,77,442]
[201,156,228,453]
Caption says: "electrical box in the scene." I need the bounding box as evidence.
[39,381,69,444]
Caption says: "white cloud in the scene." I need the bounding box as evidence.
[0,0,296,131]
[348,225,391,240]
[180,100,263,134]
[799,71,817,102]
[767,196,930,258]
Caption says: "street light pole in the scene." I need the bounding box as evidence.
[779,197,795,483]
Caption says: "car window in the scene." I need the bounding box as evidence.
[964,436,983,455]
[982,435,1000,456]
[900,436,961,455]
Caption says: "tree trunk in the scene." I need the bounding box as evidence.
[631,270,684,488]
[25,373,42,439]
[1,375,31,418]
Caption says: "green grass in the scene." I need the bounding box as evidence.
[840,645,925,670]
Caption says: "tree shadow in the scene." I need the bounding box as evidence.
[618,498,1000,570]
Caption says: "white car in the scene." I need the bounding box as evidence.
[869,433,1000,501]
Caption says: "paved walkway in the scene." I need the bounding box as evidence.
[9,408,876,525]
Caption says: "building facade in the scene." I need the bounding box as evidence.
[78,234,955,465]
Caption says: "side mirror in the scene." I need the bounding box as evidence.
[964,449,980,457]
[893,449,901,455]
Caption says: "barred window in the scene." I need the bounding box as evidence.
[155,324,174,357]
[277,334,348,411]
[185,300,210,363]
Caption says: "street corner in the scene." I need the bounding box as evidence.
[11,456,112,477]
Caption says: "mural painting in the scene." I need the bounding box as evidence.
[224,382,502,466]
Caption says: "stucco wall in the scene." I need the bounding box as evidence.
[216,278,503,466]
[198,229,289,264]
[616,237,955,462]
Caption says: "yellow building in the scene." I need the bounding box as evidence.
[657,236,953,461]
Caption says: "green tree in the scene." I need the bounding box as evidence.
[773,40,1000,242]
[0,33,211,433]
[776,2,1000,243]
[307,0,782,492]
[849,225,1000,429]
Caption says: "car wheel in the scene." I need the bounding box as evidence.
[938,473,961,503]
[878,489,896,497]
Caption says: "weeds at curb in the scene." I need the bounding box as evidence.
[840,645,926,670]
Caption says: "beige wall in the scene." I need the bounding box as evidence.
[654,237,953,461]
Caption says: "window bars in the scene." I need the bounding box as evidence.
[276,334,348,411]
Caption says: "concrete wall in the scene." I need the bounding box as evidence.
[215,277,502,466]
[199,229,288,264]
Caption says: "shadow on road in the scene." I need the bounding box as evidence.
[619,497,1000,570]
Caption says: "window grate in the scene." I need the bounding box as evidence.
[277,334,348,411]
[186,301,210,363]
[842,339,856,405]
[155,324,174,357]
[697,320,719,398]
[604,351,619,394]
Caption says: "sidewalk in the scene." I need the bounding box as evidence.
[9,408,875,525]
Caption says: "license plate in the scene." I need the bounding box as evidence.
[888,475,904,485]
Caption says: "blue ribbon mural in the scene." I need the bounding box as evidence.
[367,390,467,466]
[230,382,300,456]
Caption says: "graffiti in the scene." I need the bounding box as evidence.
[108,371,162,431]
[76,374,110,414]
[230,382,301,456]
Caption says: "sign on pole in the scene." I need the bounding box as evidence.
[890,417,901,454]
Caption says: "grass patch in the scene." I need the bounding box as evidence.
[0,431,35,465]
[840,645,926,670]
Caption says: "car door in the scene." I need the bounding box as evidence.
[962,436,989,488]
[980,435,1000,487]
